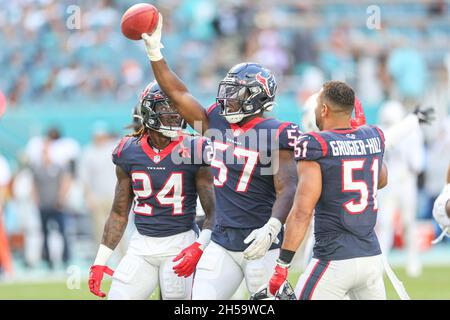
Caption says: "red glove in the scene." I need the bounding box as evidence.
[351,96,366,128]
[269,263,289,296]
[89,265,114,298]
[172,242,203,277]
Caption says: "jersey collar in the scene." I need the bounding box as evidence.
[328,127,358,134]
[140,134,184,164]
[229,117,271,136]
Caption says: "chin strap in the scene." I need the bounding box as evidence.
[263,101,276,112]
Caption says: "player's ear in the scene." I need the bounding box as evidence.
[321,103,329,118]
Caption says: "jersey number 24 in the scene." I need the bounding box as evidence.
[131,171,184,216]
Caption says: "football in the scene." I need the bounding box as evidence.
[120,3,159,40]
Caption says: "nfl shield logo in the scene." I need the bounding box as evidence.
[154,155,160,163]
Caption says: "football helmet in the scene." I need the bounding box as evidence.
[125,103,144,132]
[249,281,297,300]
[249,284,272,300]
[139,81,186,138]
[274,280,297,300]
[216,62,277,124]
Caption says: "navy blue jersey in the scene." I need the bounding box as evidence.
[112,133,212,237]
[296,125,385,260]
[206,103,302,251]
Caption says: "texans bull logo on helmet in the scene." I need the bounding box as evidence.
[255,72,276,98]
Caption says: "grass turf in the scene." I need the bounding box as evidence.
[0,266,449,300]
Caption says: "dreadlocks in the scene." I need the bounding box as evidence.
[128,125,146,141]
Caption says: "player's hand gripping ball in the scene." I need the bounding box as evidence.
[121,3,159,40]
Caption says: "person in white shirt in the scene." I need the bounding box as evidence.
[376,100,425,277]
[79,123,118,245]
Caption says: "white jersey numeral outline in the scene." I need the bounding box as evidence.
[132,171,154,215]
[233,146,259,192]
[342,158,379,214]
[211,141,259,192]
[156,173,185,215]
[131,171,185,216]
[371,158,379,211]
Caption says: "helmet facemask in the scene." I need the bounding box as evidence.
[141,98,186,138]
[217,82,262,124]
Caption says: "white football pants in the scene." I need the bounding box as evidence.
[294,255,386,300]
[108,229,196,300]
[192,241,279,300]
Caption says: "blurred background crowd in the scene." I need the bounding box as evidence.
[0,0,450,285]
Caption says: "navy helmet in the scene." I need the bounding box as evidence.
[216,62,277,124]
[139,81,186,138]
[249,281,297,300]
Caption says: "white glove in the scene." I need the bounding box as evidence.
[243,217,282,260]
[432,184,450,244]
[141,13,164,61]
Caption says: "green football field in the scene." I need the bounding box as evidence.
[0,266,449,300]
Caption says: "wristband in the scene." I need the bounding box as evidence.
[93,244,114,266]
[197,229,212,250]
[147,48,163,62]
[278,249,296,265]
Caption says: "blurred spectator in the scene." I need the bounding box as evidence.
[319,24,356,82]
[25,127,80,172]
[423,116,450,219]
[295,66,324,107]
[79,122,117,246]
[356,55,384,107]
[428,0,447,16]
[376,100,425,277]
[0,154,13,277]
[248,29,290,76]
[116,60,144,101]
[0,0,448,106]
[31,140,71,269]
[387,43,427,108]
[9,160,42,268]
[292,29,318,68]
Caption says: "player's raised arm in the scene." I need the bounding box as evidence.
[89,165,133,298]
[141,14,208,134]
[172,166,216,278]
[243,149,297,260]
[268,160,322,295]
